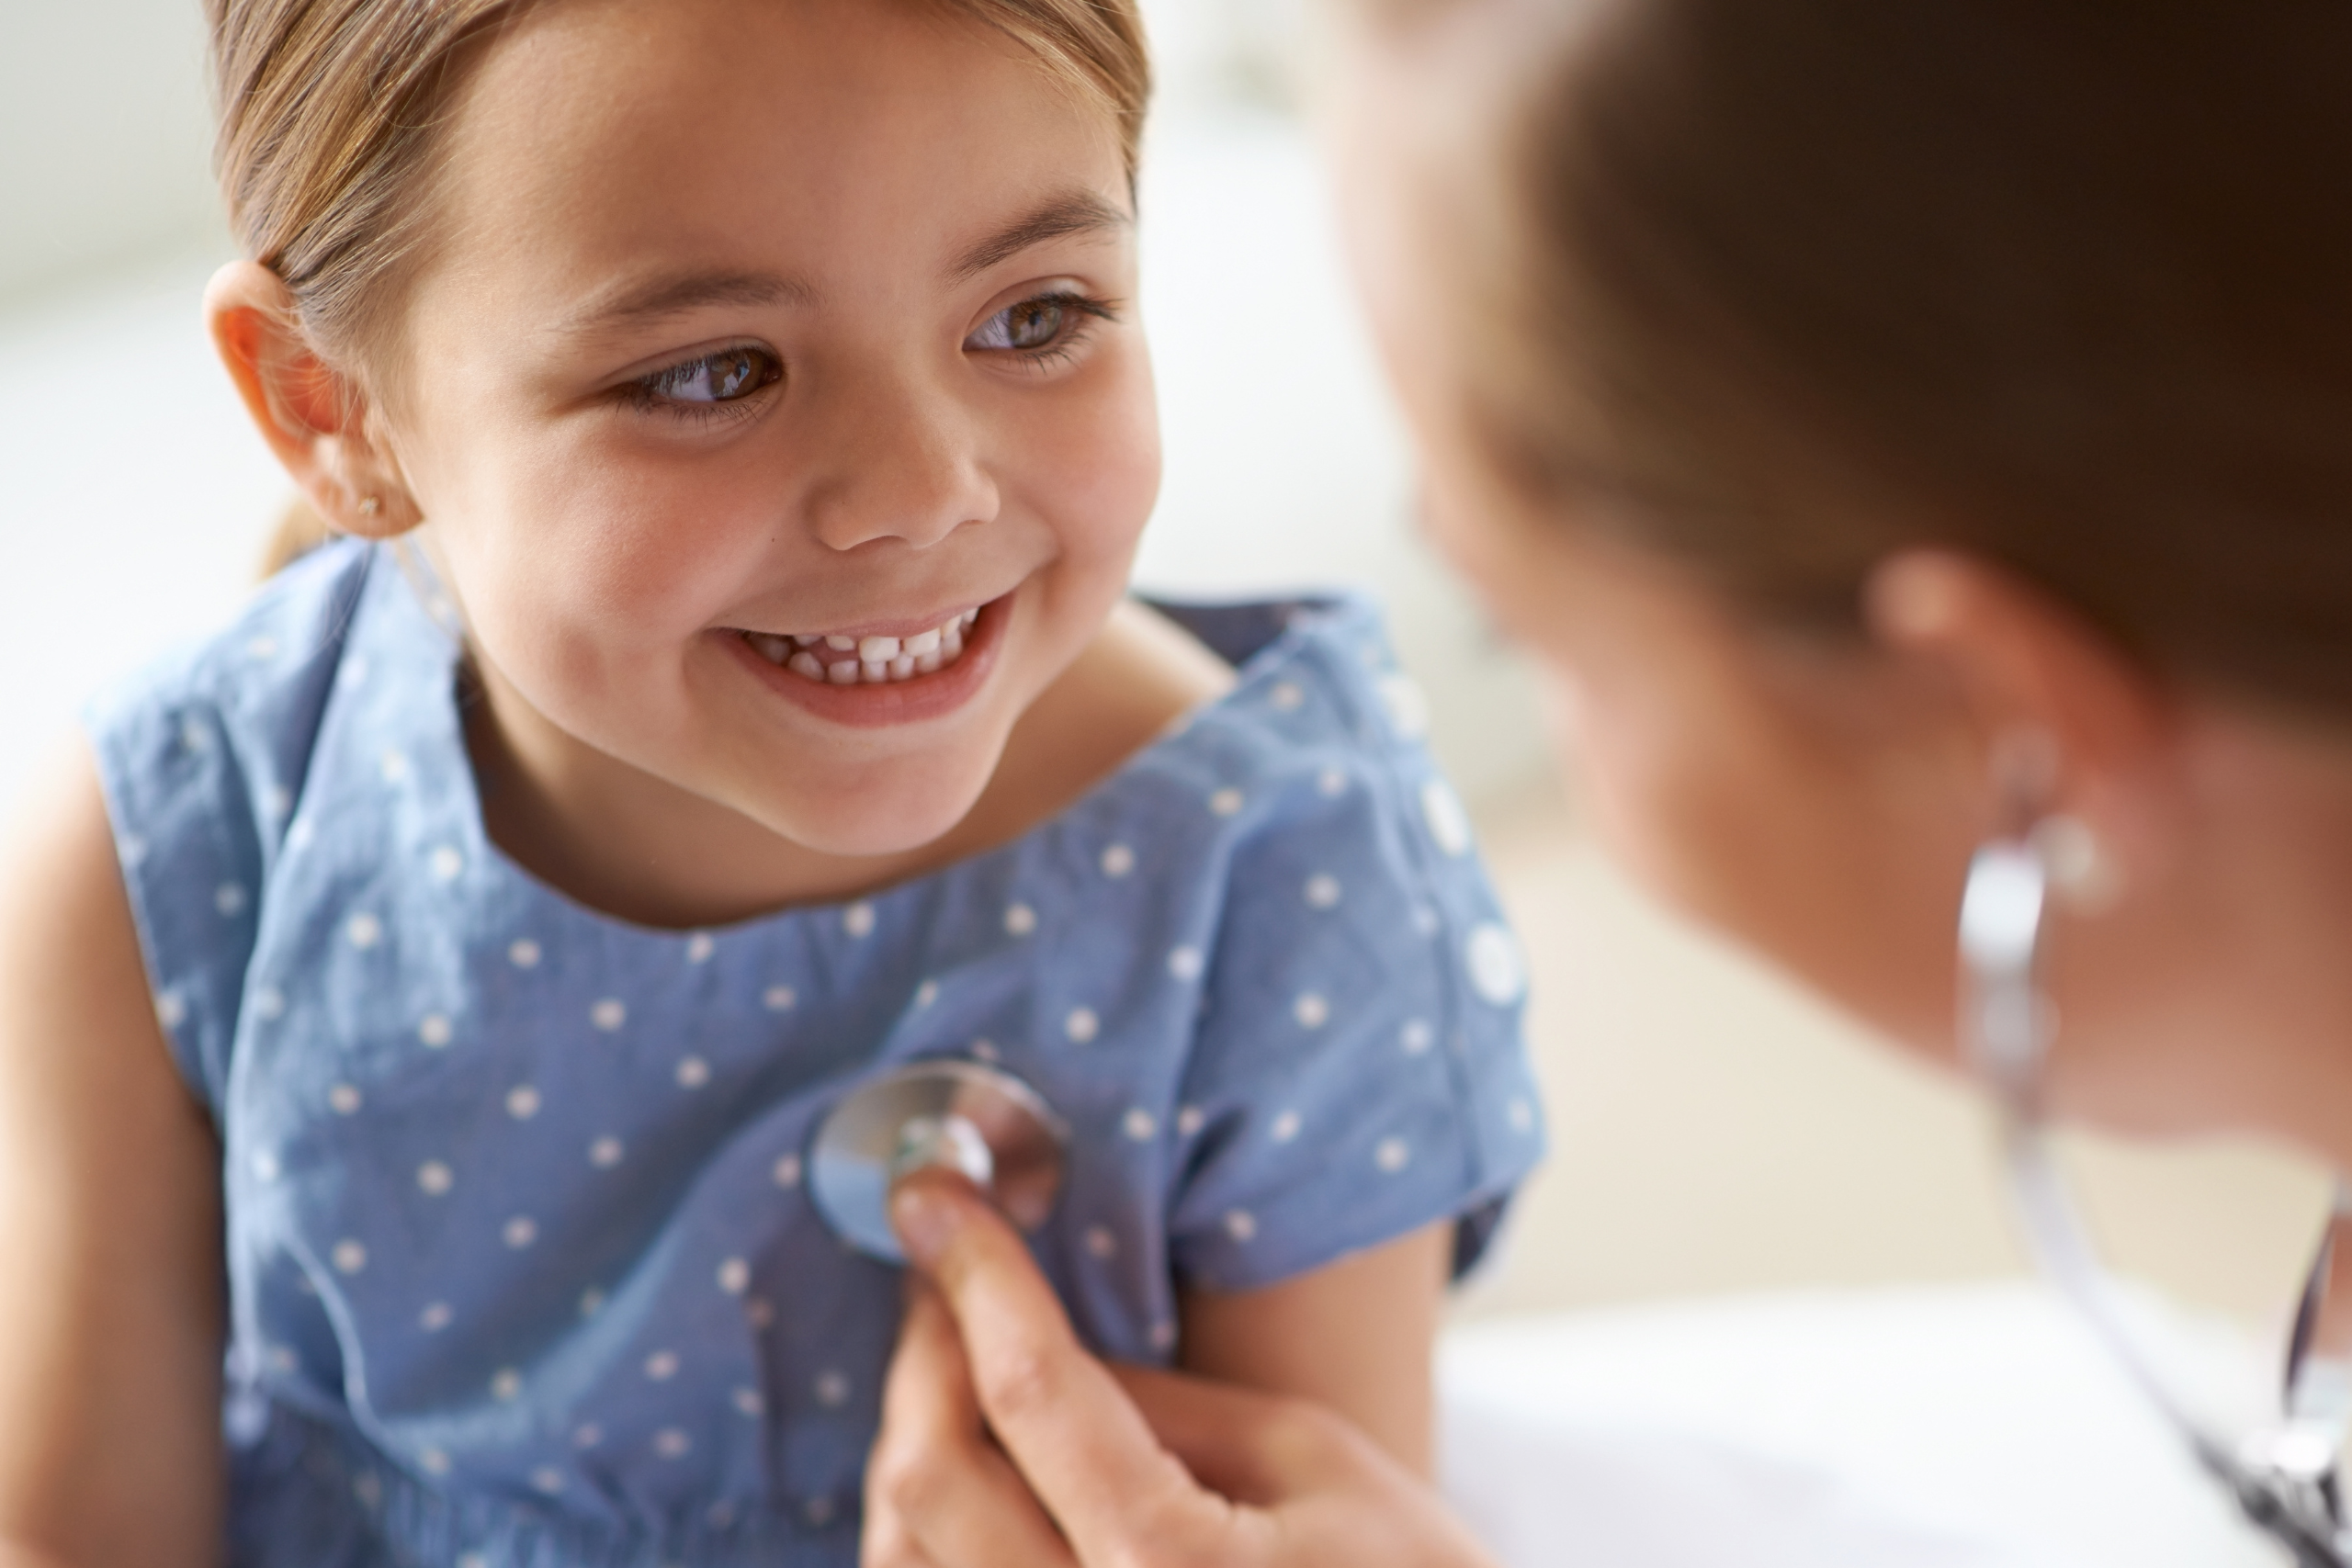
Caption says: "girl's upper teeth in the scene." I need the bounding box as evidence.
[746,608,981,685]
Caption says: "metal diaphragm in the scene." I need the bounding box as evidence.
[808,1060,1070,1263]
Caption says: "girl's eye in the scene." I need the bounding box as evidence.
[965,292,1113,357]
[634,346,782,406]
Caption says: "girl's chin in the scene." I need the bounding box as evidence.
[741,769,994,863]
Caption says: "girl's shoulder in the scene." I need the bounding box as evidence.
[85,537,383,780]
[1094,592,1465,847]
[79,538,395,1110]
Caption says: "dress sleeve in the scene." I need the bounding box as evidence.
[84,686,264,1120]
[79,546,362,1118]
[1165,750,1546,1294]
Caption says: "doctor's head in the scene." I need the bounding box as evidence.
[1328,0,2352,1150]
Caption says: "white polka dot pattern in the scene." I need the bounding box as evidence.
[1465,922,1527,1006]
[92,555,1546,1537]
[1420,780,1474,857]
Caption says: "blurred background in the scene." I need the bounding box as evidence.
[0,0,2327,1368]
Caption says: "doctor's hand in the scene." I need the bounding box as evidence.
[861,1172,1498,1568]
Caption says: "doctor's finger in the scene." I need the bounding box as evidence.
[891,1174,1222,1562]
[867,1283,1076,1568]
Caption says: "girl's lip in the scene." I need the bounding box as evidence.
[721,593,1009,729]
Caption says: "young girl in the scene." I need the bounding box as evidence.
[0,1,1543,1562]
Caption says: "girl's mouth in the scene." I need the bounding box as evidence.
[741,606,979,686]
[721,594,1011,729]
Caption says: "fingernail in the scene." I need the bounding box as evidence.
[890,1179,960,1268]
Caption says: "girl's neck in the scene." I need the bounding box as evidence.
[462,601,1235,930]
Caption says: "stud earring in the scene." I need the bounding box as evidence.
[357,495,382,518]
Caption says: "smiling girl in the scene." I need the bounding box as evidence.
[0,1,1541,1563]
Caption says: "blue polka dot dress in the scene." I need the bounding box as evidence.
[86,540,1546,1566]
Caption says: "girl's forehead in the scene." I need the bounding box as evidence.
[429,0,1130,312]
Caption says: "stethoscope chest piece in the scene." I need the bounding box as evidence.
[809,1060,1070,1264]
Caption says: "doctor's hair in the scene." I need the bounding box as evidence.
[209,0,1150,573]
[1410,0,2352,718]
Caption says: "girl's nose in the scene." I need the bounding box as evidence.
[801,372,998,554]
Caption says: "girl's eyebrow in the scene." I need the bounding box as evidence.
[553,190,1127,343]
[558,269,816,340]
[949,189,1132,281]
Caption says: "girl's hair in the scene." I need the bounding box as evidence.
[1425,0,2352,719]
[213,0,1150,575]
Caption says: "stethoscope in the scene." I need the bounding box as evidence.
[1963,827,2352,1566]
[810,829,2352,1564]
[808,1058,1071,1264]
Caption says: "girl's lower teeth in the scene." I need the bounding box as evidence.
[744,608,978,685]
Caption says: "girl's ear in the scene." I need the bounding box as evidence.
[204,260,418,540]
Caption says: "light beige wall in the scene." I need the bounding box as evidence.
[0,2,226,306]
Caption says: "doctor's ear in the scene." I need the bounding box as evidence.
[205,260,418,540]
[1863,548,2185,904]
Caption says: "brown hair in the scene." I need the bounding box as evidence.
[212,0,1151,574]
[1427,0,2352,717]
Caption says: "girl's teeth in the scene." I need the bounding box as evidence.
[758,608,981,687]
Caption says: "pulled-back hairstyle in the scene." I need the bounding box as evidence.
[1423,0,2352,718]
[210,0,1150,570]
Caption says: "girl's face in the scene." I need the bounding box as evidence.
[383,0,1157,863]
